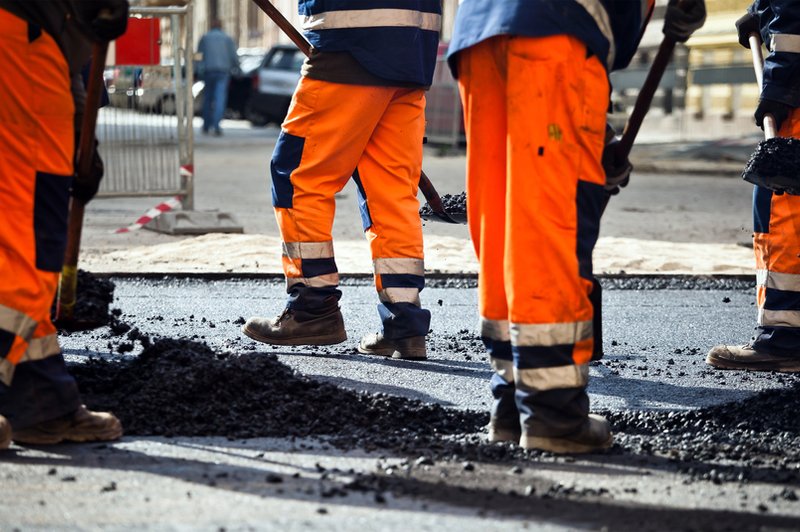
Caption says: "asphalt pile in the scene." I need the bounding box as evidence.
[68,327,800,483]
[52,270,115,331]
[605,383,800,483]
[69,337,487,441]
[419,192,466,219]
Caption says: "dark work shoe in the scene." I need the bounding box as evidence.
[12,405,122,445]
[707,344,800,372]
[0,415,10,450]
[242,308,346,346]
[488,417,521,443]
[358,333,427,360]
[521,414,612,454]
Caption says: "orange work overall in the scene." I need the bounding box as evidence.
[270,77,431,338]
[0,9,81,428]
[458,35,608,440]
[752,110,800,354]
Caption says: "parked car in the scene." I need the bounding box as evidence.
[104,66,141,109]
[224,48,267,119]
[244,44,304,126]
[190,48,266,119]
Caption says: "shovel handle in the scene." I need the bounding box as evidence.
[615,34,678,161]
[747,33,778,139]
[57,41,109,320]
[251,0,313,57]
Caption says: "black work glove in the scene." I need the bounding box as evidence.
[663,0,706,43]
[73,0,130,42]
[755,98,792,131]
[602,134,632,196]
[735,11,760,49]
[71,138,104,203]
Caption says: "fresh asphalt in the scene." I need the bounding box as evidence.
[4,281,800,529]
[59,276,786,413]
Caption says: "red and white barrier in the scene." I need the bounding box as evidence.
[115,196,182,234]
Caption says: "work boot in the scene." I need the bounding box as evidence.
[520,414,612,454]
[242,308,347,346]
[0,415,10,450]
[358,333,427,360]
[487,417,521,443]
[706,344,800,372]
[12,405,122,445]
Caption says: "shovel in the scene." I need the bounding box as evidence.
[55,41,109,328]
[741,32,800,195]
[250,0,459,223]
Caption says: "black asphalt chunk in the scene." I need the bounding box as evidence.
[419,192,466,219]
[743,137,800,195]
[53,270,115,331]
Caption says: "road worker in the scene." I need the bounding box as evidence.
[0,0,128,449]
[708,0,800,372]
[447,0,705,453]
[243,1,441,360]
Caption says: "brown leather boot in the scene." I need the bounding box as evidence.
[242,308,347,346]
[521,414,612,454]
[0,415,10,450]
[707,344,800,372]
[12,405,122,445]
[487,417,522,443]
[358,333,427,360]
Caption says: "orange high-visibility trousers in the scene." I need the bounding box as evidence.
[457,35,608,438]
[752,110,800,354]
[0,9,81,427]
[270,77,430,338]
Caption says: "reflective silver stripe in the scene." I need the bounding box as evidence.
[481,318,510,342]
[0,304,37,341]
[283,241,334,260]
[515,364,590,392]
[759,309,800,328]
[302,9,441,32]
[511,321,593,347]
[378,287,421,306]
[574,0,615,69]
[20,334,60,363]
[490,356,514,384]
[286,273,339,289]
[757,269,800,292]
[0,359,14,386]
[771,34,800,53]
[374,258,424,276]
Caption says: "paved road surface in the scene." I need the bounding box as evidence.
[2,277,799,530]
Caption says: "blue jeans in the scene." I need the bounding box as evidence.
[202,71,229,132]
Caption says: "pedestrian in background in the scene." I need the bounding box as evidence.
[0,0,129,450]
[242,0,441,360]
[707,0,800,371]
[447,0,705,453]
[197,19,239,136]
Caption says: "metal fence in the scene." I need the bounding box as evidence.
[425,55,464,148]
[97,4,196,209]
